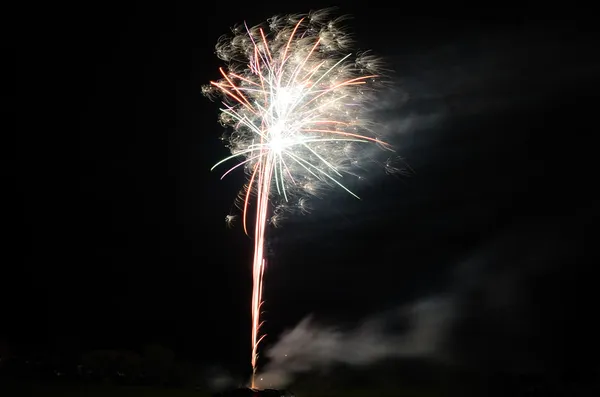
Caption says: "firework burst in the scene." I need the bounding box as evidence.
[203,8,392,387]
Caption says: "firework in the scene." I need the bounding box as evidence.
[203,8,391,387]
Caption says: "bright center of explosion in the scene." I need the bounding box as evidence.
[268,87,302,154]
[275,86,297,110]
[268,123,291,154]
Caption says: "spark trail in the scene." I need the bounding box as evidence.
[203,8,391,388]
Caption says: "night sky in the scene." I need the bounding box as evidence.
[10,1,599,385]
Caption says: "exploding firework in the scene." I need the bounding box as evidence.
[203,8,392,387]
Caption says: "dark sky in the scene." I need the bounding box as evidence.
[10,1,598,381]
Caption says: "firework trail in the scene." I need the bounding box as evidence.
[203,8,391,387]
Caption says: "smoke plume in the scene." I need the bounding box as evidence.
[254,296,454,388]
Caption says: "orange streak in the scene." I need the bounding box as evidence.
[230,72,261,86]
[253,45,260,72]
[303,128,391,147]
[243,163,260,236]
[300,60,325,84]
[219,67,255,110]
[255,52,268,107]
[210,81,255,114]
[259,28,273,64]
[302,75,379,108]
[250,154,274,386]
[283,18,304,61]
[279,17,305,74]
[295,39,321,83]
[312,120,350,125]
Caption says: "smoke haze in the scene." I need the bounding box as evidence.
[255,296,454,388]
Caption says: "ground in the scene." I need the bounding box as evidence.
[0,382,442,397]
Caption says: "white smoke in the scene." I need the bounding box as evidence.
[254,296,454,388]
